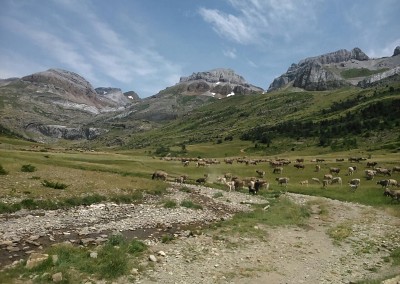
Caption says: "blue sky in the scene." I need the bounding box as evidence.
[1,0,399,98]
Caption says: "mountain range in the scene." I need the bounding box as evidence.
[0,46,399,149]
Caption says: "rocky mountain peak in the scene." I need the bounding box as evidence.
[393,46,400,57]
[172,68,263,98]
[179,68,247,85]
[266,47,399,92]
[22,68,98,99]
[299,48,369,66]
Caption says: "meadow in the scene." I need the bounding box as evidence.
[1,136,399,214]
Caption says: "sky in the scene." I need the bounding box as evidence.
[1,0,399,98]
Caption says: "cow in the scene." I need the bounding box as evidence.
[276,177,289,186]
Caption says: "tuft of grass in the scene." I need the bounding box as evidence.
[107,233,125,246]
[0,202,21,214]
[42,179,68,189]
[0,165,8,175]
[128,239,148,255]
[163,199,177,208]
[179,186,192,193]
[390,247,400,266]
[213,192,224,198]
[327,222,353,244]
[21,164,36,172]
[161,234,175,243]
[96,243,129,279]
[180,200,203,210]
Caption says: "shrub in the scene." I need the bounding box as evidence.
[0,165,8,175]
[21,164,36,172]
[42,180,68,189]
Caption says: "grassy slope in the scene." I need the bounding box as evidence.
[123,82,400,152]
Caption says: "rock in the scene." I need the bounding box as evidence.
[90,252,98,259]
[131,268,139,275]
[6,246,20,252]
[149,255,157,262]
[157,251,166,257]
[382,275,400,284]
[26,253,49,269]
[52,272,63,282]
[393,46,400,57]
[52,255,58,264]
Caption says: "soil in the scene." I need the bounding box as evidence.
[1,183,399,283]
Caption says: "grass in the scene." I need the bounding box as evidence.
[390,247,400,266]
[327,222,353,244]
[163,199,177,208]
[0,236,149,283]
[340,68,390,79]
[0,164,8,175]
[180,200,203,210]
[211,196,310,238]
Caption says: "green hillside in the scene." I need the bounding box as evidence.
[123,82,400,156]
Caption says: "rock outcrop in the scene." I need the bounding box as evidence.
[358,66,400,88]
[393,46,400,57]
[124,91,141,102]
[25,124,108,141]
[268,48,371,92]
[95,87,131,107]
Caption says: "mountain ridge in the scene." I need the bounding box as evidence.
[268,46,400,92]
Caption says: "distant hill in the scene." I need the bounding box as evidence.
[268,47,400,92]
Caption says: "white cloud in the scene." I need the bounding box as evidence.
[199,0,319,44]
[223,48,237,59]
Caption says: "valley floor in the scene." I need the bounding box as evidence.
[1,184,399,283]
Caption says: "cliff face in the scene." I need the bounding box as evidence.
[267,47,400,92]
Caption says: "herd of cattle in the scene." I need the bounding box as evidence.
[152,156,400,202]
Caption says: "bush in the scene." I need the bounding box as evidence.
[21,164,36,172]
[42,180,68,189]
[0,165,8,175]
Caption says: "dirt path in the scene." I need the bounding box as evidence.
[135,193,400,284]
